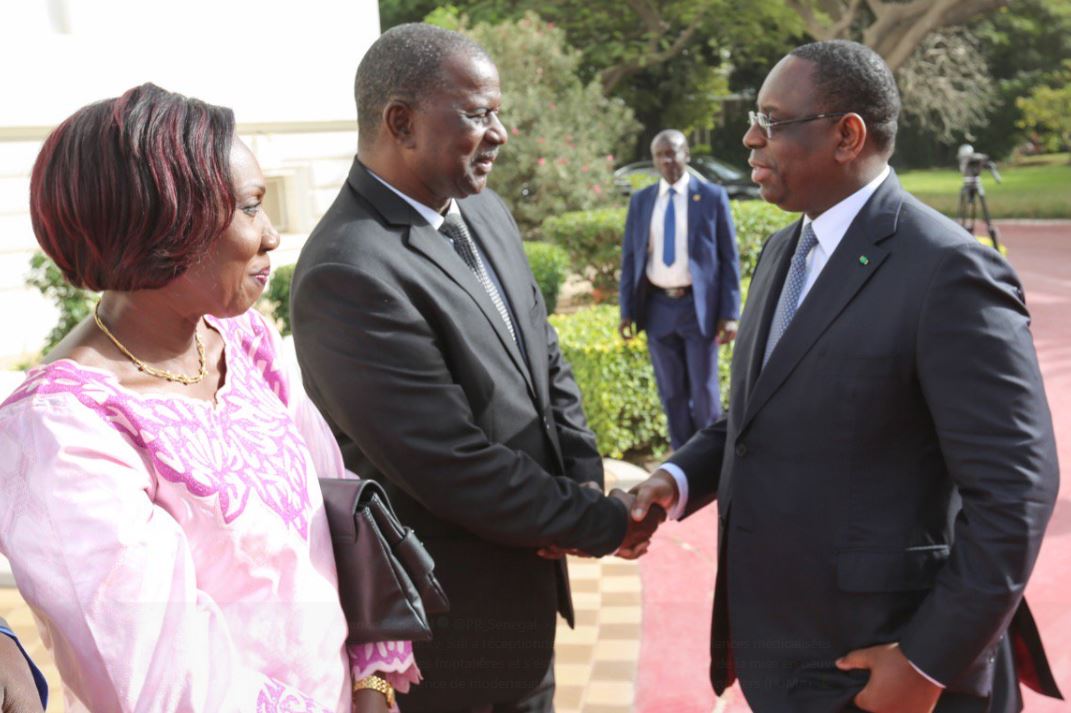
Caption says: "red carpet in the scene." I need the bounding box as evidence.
[635,221,1071,712]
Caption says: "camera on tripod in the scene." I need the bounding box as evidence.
[958,144,1002,183]
[955,144,1002,250]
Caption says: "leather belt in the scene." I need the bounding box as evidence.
[656,285,692,299]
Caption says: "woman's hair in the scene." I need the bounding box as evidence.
[30,83,237,291]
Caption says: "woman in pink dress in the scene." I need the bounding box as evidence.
[0,84,419,712]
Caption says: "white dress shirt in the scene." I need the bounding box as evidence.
[645,173,692,288]
[368,169,459,226]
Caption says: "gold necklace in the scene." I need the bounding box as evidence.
[93,301,208,385]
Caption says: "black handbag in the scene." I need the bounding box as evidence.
[319,478,450,643]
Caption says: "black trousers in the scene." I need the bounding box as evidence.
[441,656,556,713]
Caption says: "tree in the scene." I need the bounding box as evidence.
[440,12,639,236]
[1017,62,1071,155]
[785,0,1010,70]
[896,29,995,144]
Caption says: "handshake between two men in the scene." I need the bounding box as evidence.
[536,472,680,561]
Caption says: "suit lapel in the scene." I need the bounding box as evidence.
[686,176,701,256]
[460,202,539,397]
[734,223,798,400]
[738,173,903,434]
[347,161,536,398]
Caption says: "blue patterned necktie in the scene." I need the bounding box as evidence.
[439,213,517,344]
[763,223,819,366]
[662,187,677,266]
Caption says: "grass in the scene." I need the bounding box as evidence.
[898,153,1071,219]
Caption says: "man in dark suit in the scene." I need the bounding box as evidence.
[631,40,1062,712]
[291,23,661,713]
[619,130,741,449]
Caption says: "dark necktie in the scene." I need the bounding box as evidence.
[439,213,517,344]
[763,223,819,366]
[663,187,677,266]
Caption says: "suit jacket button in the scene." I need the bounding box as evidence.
[735,443,747,457]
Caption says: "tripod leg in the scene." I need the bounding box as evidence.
[957,188,969,230]
[978,192,1000,251]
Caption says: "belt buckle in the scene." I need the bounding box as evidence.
[665,287,687,298]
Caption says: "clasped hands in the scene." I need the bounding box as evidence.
[537,473,679,561]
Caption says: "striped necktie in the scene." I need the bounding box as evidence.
[763,223,819,366]
[439,213,517,344]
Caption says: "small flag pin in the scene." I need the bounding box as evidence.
[692,194,701,202]
[859,256,870,266]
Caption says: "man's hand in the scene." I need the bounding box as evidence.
[0,634,44,713]
[629,470,680,522]
[619,318,636,341]
[836,643,941,713]
[716,319,738,345]
[610,489,664,559]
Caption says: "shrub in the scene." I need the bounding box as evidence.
[730,200,794,279]
[541,200,790,304]
[541,207,628,300]
[261,263,296,336]
[522,241,570,314]
[26,252,96,356]
[549,305,668,458]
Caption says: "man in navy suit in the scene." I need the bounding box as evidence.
[630,41,1061,712]
[619,130,741,449]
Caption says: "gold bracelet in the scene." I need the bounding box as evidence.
[353,674,395,708]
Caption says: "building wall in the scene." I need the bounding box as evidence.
[0,0,379,365]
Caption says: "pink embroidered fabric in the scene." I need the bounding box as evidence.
[0,310,418,712]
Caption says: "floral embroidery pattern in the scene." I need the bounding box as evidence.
[3,312,313,538]
[256,679,332,713]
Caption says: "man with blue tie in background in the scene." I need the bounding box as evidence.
[619,130,741,449]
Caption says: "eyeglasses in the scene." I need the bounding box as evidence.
[748,110,851,139]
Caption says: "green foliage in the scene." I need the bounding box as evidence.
[26,252,96,356]
[541,207,628,299]
[550,277,751,458]
[261,263,296,336]
[542,199,790,302]
[522,241,570,314]
[462,13,638,236]
[1017,61,1071,153]
[549,305,668,458]
[730,200,794,279]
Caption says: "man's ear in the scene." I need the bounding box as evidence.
[383,100,416,147]
[834,113,867,164]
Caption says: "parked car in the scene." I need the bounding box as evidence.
[613,155,761,200]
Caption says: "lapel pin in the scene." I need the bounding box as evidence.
[692,194,701,202]
[859,255,870,266]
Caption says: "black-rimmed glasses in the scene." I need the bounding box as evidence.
[748,110,851,139]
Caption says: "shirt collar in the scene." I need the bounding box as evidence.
[659,172,691,198]
[803,164,890,255]
[367,168,454,229]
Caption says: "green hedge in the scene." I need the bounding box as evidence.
[541,207,629,299]
[549,277,750,459]
[542,200,792,301]
[549,305,668,458]
[521,241,570,314]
